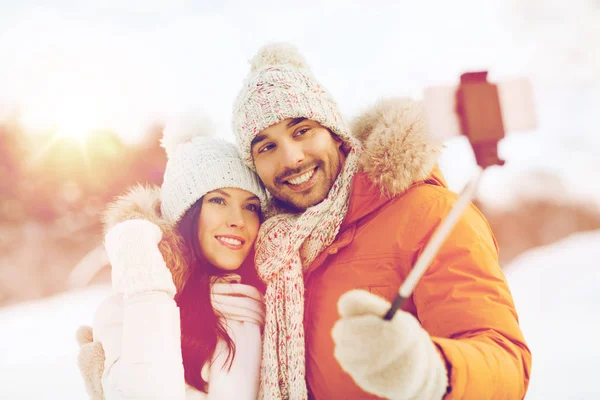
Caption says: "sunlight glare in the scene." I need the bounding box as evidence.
[20,99,101,145]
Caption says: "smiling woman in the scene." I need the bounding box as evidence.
[76,119,268,400]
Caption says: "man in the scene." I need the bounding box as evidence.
[232,43,531,400]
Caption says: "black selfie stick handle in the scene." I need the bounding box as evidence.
[383,295,407,321]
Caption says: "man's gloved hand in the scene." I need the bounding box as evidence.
[104,219,176,297]
[332,290,448,400]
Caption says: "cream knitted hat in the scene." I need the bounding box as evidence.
[232,42,352,169]
[160,114,267,224]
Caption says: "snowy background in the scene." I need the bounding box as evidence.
[0,0,598,399]
[3,231,598,399]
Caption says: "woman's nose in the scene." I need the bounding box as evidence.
[227,208,245,229]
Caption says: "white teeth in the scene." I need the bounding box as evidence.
[217,237,242,246]
[287,169,315,185]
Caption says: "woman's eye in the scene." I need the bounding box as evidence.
[208,197,226,205]
[245,204,260,213]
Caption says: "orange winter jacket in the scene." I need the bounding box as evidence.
[303,99,531,399]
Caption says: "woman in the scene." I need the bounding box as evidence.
[77,120,268,400]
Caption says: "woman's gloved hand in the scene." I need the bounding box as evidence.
[104,219,176,297]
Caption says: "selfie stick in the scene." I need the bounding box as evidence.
[383,71,508,321]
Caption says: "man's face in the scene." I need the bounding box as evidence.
[251,118,346,211]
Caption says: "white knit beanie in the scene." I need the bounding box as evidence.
[160,114,267,224]
[232,42,353,169]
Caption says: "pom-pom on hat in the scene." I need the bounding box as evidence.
[160,111,267,224]
[232,42,353,169]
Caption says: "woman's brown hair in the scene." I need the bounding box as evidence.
[175,197,264,392]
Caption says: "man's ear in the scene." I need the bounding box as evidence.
[330,131,344,147]
[331,133,351,155]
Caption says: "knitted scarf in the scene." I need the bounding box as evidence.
[255,144,362,400]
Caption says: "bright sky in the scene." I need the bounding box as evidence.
[1,0,597,142]
[0,0,598,196]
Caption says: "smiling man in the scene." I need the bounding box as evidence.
[251,117,345,212]
[232,43,531,400]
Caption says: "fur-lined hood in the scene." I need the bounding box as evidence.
[103,97,442,289]
[353,97,442,197]
[103,186,191,293]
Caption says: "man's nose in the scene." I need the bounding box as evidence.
[279,142,305,169]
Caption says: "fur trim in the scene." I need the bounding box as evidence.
[353,98,443,197]
[76,325,105,400]
[249,42,308,71]
[103,185,191,293]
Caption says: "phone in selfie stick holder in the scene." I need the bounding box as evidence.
[383,71,537,321]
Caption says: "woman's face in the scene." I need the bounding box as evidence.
[196,187,261,271]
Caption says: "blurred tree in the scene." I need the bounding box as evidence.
[0,118,29,223]
[0,117,169,306]
[130,122,167,187]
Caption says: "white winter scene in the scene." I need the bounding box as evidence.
[1,1,598,399]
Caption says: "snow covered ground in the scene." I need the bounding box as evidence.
[0,285,110,399]
[505,229,600,400]
[1,231,598,399]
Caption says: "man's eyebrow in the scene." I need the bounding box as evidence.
[251,134,267,147]
[287,117,306,128]
[251,118,307,148]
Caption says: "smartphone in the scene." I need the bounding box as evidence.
[423,77,538,141]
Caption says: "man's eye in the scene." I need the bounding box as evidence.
[208,197,226,205]
[258,143,275,153]
[295,128,310,137]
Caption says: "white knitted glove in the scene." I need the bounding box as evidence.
[104,219,176,298]
[332,290,448,400]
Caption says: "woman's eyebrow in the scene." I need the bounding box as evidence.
[211,189,230,197]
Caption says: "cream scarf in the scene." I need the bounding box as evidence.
[255,143,362,400]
